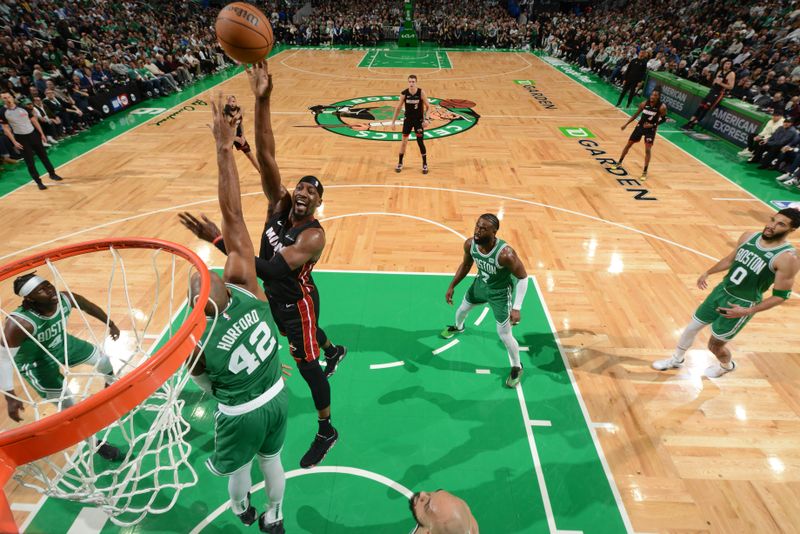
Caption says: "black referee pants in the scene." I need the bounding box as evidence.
[17,132,56,184]
[616,79,640,107]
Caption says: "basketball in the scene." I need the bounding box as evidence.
[215,2,273,64]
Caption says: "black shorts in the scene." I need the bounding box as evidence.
[234,140,251,153]
[629,124,656,144]
[268,289,329,363]
[402,117,424,136]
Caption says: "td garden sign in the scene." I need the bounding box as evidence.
[307,95,480,141]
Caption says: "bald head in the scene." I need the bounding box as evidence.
[188,271,229,317]
[410,490,479,534]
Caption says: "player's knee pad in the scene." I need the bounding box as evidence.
[297,358,330,410]
[416,136,426,153]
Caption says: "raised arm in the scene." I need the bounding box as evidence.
[445,239,475,304]
[209,93,263,298]
[67,292,120,340]
[246,61,290,215]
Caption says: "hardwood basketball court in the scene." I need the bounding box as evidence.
[1,48,798,533]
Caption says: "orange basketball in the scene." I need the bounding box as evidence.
[215,2,273,64]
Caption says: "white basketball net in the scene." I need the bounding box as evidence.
[0,246,218,526]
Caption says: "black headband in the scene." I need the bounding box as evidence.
[298,175,323,198]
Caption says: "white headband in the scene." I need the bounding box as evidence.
[17,275,46,297]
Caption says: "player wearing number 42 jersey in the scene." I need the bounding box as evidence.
[653,208,800,378]
[181,61,344,473]
[187,93,287,534]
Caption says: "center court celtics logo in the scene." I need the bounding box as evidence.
[305,95,480,141]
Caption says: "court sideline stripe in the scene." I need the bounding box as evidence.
[17,496,45,532]
[506,299,558,533]
[531,275,635,533]
[65,507,108,534]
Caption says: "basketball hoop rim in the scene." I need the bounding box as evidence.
[0,238,210,505]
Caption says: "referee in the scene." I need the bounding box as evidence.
[0,92,63,190]
[616,50,648,108]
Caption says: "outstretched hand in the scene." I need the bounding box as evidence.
[245,61,273,99]
[108,321,121,341]
[178,212,222,243]
[209,92,236,148]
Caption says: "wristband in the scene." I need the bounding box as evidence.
[212,235,227,254]
[773,288,791,299]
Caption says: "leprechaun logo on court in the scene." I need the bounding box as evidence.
[305,95,479,141]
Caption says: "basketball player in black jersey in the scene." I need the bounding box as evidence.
[391,74,430,174]
[179,61,346,469]
[681,60,735,131]
[611,87,667,181]
[223,95,259,171]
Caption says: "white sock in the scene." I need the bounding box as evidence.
[674,318,706,361]
[258,451,285,523]
[497,320,521,368]
[228,462,253,515]
[455,298,475,330]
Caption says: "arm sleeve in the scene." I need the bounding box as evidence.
[512,276,529,311]
[0,346,19,391]
[254,254,292,282]
[216,235,292,282]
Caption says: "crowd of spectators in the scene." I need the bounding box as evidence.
[1,0,235,165]
[269,0,390,46]
[4,0,800,187]
[266,0,537,48]
[533,0,800,187]
[536,0,800,117]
